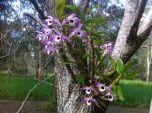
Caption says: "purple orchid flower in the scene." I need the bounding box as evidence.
[43,17,54,26]
[43,41,55,55]
[49,34,62,44]
[35,31,48,44]
[43,46,55,55]
[100,42,114,55]
[104,92,114,102]
[68,24,88,39]
[43,16,61,26]
[95,82,106,92]
[41,28,53,36]
[68,24,83,38]
[81,97,95,106]
[52,29,69,42]
[105,86,112,93]
[62,13,80,26]
[80,86,96,95]
[61,35,69,42]
[77,30,88,38]
[95,82,112,93]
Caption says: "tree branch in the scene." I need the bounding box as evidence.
[16,74,55,113]
[24,13,48,28]
[112,0,147,60]
[79,0,90,13]
[138,8,152,38]
[122,6,152,62]
[29,0,46,19]
[0,43,12,59]
[45,0,56,16]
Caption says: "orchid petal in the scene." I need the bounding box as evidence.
[69,24,83,38]
[81,97,95,106]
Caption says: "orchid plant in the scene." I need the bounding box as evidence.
[35,13,116,106]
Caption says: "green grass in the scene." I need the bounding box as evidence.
[0,73,55,101]
[114,80,152,108]
[0,73,151,108]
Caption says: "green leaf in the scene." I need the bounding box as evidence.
[64,5,78,11]
[84,17,107,24]
[124,60,132,72]
[112,85,124,101]
[90,31,106,37]
[115,58,124,75]
[64,5,82,18]
[75,74,85,84]
[109,58,116,69]
[124,70,138,79]
[56,0,65,17]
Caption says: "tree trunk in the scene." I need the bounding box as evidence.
[54,48,110,113]
[55,53,91,113]
[35,43,42,79]
[146,37,151,83]
[150,98,152,113]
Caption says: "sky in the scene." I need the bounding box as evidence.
[112,0,126,6]
[74,0,126,6]
[9,0,126,21]
[12,0,126,11]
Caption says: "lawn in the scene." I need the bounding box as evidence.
[0,73,151,108]
[114,80,152,108]
[0,73,55,101]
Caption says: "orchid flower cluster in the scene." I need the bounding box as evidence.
[35,13,114,55]
[35,14,115,106]
[80,82,114,106]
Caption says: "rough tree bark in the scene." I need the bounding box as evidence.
[112,0,152,63]
[55,51,91,113]
[28,0,152,113]
[46,1,91,112]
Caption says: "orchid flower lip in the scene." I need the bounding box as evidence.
[104,93,114,102]
[62,13,80,26]
[81,97,95,106]
[43,18,53,26]
[76,30,88,38]
[41,28,53,35]
[68,24,83,38]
